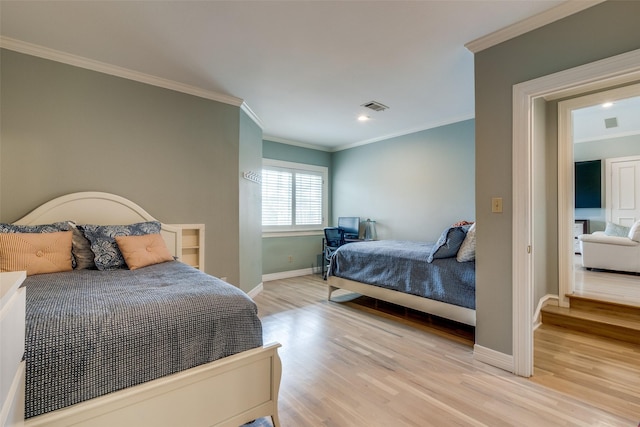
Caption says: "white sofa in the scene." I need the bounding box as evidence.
[578,221,640,273]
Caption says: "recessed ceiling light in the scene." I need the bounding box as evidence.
[358,115,370,121]
[602,102,614,108]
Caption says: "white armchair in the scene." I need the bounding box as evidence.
[578,221,640,273]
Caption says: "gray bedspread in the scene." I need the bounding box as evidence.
[23,261,263,418]
[328,240,475,309]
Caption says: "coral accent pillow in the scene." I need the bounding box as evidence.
[0,231,73,276]
[115,233,173,270]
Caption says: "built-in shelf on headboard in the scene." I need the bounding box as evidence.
[170,224,205,271]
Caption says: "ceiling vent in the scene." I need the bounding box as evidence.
[604,117,618,129]
[361,101,389,112]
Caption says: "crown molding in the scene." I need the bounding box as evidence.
[332,112,475,152]
[0,36,244,107]
[465,0,605,53]
[262,135,332,152]
[240,102,264,130]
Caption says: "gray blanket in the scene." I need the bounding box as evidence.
[23,261,263,418]
[328,240,475,309]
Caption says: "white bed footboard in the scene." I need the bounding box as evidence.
[25,343,282,427]
[328,276,476,326]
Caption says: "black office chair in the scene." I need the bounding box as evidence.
[323,227,345,279]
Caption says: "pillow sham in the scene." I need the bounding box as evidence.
[115,233,173,270]
[456,222,476,262]
[79,221,162,271]
[604,222,630,237]
[0,221,72,234]
[0,231,73,276]
[427,225,469,263]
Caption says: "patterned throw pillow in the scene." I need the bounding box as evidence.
[456,222,476,262]
[0,231,73,276]
[115,233,173,270]
[78,221,162,271]
[604,222,630,237]
[427,225,469,263]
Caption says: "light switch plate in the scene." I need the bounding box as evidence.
[492,197,503,213]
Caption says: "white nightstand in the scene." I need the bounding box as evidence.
[573,220,589,254]
[1,271,26,427]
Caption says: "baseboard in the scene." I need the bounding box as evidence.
[473,344,514,373]
[534,294,558,329]
[247,282,263,299]
[262,267,316,282]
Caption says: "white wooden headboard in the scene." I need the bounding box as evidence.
[13,192,182,258]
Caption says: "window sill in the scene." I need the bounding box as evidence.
[262,230,324,238]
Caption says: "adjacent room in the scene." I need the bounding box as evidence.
[1,1,639,426]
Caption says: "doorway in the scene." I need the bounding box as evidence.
[557,84,640,308]
[512,48,640,377]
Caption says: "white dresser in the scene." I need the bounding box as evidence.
[1,271,26,427]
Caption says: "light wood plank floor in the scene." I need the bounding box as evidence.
[573,254,640,306]
[250,274,639,426]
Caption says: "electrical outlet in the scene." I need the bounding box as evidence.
[492,197,503,213]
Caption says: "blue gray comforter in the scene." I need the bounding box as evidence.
[328,240,475,309]
[23,261,263,418]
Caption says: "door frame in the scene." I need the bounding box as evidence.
[512,48,640,377]
[557,85,640,308]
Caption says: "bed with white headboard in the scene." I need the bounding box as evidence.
[2,191,281,427]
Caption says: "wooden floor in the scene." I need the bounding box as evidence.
[573,254,640,306]
[251,274,639,426]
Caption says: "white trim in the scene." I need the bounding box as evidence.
[262,159,329,233]
[533,294,558,329]
[512,81,535,378]
[263,135,332,152]
[0,36,246,108]
[465,1,604,53]
[241,102,264,130]
[262,230,323,238]
[512,48,640,377]
[472,345,514,373]
[247,283,264,299]
[262,268,315,282]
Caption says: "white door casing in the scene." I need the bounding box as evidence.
[512,48,640,377]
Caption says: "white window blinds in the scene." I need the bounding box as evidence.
[262,160,327,232]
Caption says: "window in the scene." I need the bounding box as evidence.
[262,159,328,233]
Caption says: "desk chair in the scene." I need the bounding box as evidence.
[323,227,345,279]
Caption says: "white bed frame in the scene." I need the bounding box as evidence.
[328,276,476,327]
[12,192,282,427]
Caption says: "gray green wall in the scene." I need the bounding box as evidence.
[239,110,264,288]
[262,140,331,275]
[474,0,640,355]
[0,48,261,292]
[332,119,475,242]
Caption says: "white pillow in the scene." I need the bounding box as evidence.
[628,220,640,242]
[456,222,476,262]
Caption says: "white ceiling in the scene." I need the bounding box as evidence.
[1,0,597,151]
[573,95,640,143]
